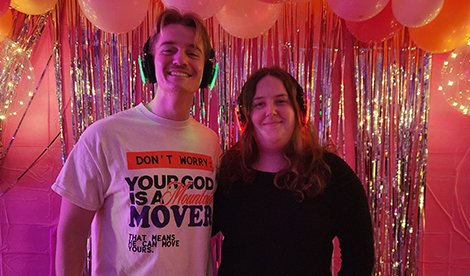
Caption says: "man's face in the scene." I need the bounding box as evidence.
[153,24,206,95]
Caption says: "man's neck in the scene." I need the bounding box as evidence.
[146,89,194,121]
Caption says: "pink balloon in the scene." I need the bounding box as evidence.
[78,0,150,34]
[161,0,229,19]
[0,0,10,16]
[392,0,443,27]
[326,0,389,22]
[215,0,283,39]
[346,2,403,43]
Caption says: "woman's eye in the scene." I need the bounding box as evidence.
[253,102,264,108]
[276,98,289,104]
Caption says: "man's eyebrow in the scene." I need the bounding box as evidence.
[159,41,203,53]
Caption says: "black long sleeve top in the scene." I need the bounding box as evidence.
[213,152,375,276]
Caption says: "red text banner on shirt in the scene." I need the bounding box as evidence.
[127,151,213,172]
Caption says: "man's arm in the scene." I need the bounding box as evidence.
[56,198,96,276]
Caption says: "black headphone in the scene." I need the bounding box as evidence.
[236,79,308,129]
[140,37,216,89]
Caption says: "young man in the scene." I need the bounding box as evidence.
[53,9,221,276]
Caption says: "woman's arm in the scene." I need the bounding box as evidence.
[327,154,375,275]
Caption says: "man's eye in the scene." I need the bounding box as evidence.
[162,49,174,54]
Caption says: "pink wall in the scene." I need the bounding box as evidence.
[0,27,470,276]
[0,24,63,275]
[420,53,470,276]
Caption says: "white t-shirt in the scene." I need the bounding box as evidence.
[52,103,221,275]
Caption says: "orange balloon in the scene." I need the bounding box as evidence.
[409,0,470,53]
[11,0,57,15]
[0,9,13,37]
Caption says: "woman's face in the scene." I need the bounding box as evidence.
[250,75,296,154]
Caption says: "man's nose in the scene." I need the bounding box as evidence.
[173,51,188,65]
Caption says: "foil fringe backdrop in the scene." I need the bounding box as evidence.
[64,0,163,145]
[50,0,428,275]
[354,30,429,275]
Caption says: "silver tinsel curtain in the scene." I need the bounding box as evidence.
[354,33,429,274]
[49,0,428,274]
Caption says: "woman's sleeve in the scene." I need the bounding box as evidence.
[212,187,223,237]
[326,153,375,275]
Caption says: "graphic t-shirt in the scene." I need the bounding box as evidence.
[52,103,221,276]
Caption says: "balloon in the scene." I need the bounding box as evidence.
[258,0,286,3]
[0,35,35,120]
[0,0,10,16]
[440,42,470,115]
[11,0,57,15]
[161,0,229,19]
[346,2,403,43]
[392,0,443,27]
[215,0,283,39]
[409,0,470,53]
[78,0,150,34]
[326,0,389,22]
[0,8,12,36]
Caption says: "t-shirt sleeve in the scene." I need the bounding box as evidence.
[325,153,375,275]
[51,131,108,211]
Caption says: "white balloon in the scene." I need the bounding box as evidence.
[392,0,443,27]
[161,0,229,19]
[215,0,283,38]
[78,0,150,33]
[0,36,35,120]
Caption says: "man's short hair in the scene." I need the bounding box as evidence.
[149,8,212,62]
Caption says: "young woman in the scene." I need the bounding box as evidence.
[213,66,375,275]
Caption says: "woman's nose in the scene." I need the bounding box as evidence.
[266,103,277,116]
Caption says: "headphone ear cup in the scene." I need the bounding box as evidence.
[141,38,157,84]
[143,53,156,83]
[236,108,246,129]
[236,93,247,131]
[200,49,215,88]
[296,83,308,125]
